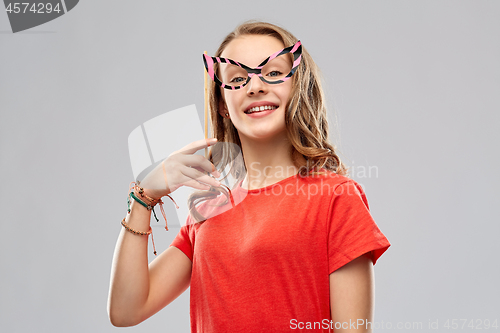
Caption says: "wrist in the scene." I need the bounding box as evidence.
[140,187,169,201]
[136,180,170,199]
[125,180,178,234]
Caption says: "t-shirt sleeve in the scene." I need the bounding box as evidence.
[169,219,194,262]
[327,180,390,274]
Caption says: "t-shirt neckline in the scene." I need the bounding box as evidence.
[235,173,300,194]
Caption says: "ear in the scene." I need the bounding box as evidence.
[218,94,229,118]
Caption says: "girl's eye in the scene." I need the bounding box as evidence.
[267,71,283,77]
[230,76,246,83]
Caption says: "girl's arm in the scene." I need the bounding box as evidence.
[107,138,219,326]
[107,199,192,327]
[329,252,374,333]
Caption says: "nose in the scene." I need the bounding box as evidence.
[246,74,267,96]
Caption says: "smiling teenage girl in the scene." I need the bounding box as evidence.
[108,21,390,332]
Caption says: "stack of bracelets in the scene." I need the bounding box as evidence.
[122,180,178,256]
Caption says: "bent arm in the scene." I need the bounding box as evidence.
[329,252,374,333]
[107,200,192,327]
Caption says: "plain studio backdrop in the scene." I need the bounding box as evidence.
[1,1,499,332]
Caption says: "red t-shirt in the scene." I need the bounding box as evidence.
[170,171,390,332]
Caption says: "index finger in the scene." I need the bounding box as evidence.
[176,138,218,155]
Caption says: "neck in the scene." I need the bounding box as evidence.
[239,132,305,190]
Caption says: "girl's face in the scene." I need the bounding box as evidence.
[219,35,293,142]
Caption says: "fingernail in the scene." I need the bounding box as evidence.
[209,138,217,142]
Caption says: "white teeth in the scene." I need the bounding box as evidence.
[246,105,277,113]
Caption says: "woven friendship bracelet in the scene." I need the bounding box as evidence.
[121,218,157,255]
[123,174,181,255]
[129,191,154,211]
[136,184,157,202]
[127,181,179,231]
[121,218,152,235]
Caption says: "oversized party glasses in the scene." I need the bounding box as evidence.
[203,40,302,90]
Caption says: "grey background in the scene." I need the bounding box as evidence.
[1,1,499,332]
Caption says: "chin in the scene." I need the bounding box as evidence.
[243,127,287,142]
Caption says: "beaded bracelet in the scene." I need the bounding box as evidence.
[127,181,179,231]
[123,181,180,256]
[121,217,152,235]
[121,218,157,255]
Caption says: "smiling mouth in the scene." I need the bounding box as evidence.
[244,105,278,114]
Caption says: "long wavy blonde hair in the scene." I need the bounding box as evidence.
[188,20,349,222]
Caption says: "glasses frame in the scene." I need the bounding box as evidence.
[203,40,302,90]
